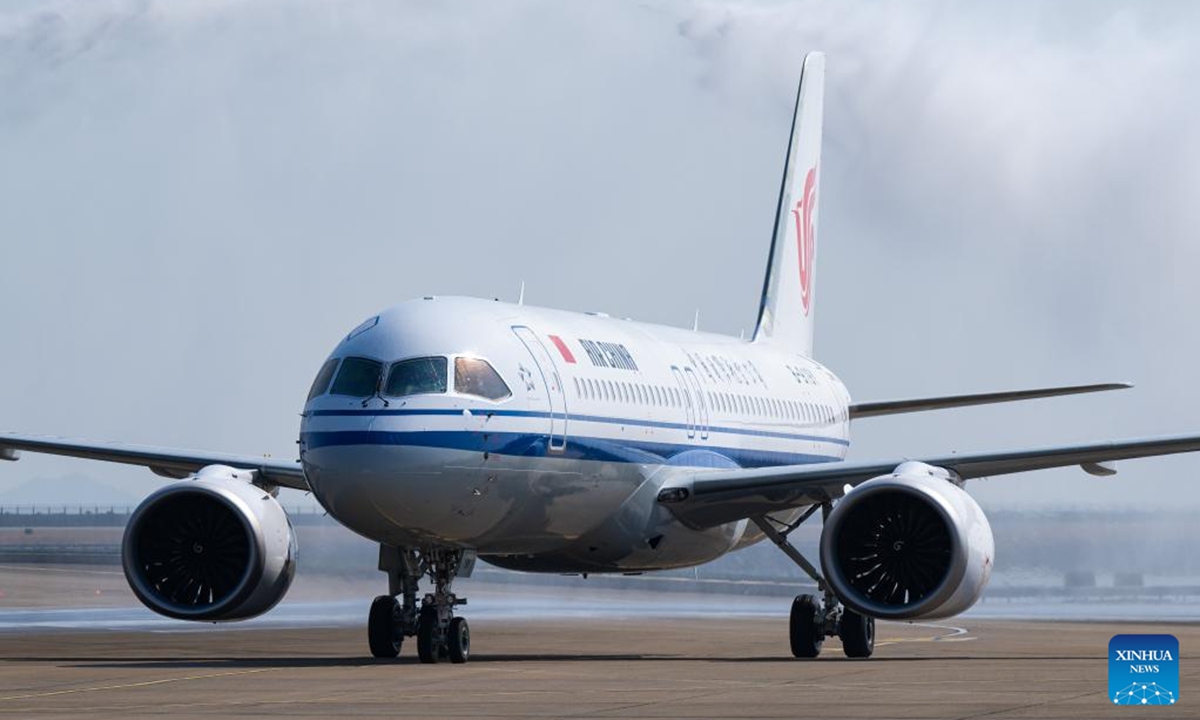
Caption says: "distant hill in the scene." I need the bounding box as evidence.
[0,473,142,509]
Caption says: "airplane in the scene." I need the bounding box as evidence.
[4,51,1200,665]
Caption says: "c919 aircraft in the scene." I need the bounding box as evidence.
[5,52,1199,664]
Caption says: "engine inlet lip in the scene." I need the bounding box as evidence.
[820,480,969,620]
[122,481,265,621]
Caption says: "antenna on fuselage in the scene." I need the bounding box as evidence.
[692,309,700,332]
[518,281,526,306]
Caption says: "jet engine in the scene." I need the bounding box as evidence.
[122,465,297,621]
[819,462,993,620]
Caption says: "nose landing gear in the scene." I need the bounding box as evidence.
[370,545,475,664]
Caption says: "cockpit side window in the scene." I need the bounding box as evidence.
[330,357,383,397]
[454,357,511,401]
[307,358,340,401]
[385,356,448,398]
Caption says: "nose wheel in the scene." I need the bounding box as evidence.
[372,545,475,664]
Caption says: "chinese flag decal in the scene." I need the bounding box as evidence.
[548,335,576,364]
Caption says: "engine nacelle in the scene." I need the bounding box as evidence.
[819,462,994,620]
[122,465,298,622]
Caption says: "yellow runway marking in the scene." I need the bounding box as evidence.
[0,668,277,702]
[875,623,975,647]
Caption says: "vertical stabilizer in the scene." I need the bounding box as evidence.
[752,52,825,356]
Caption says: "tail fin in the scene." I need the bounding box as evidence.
[752,52,825,356]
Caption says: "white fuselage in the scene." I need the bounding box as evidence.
[300,296,851,573]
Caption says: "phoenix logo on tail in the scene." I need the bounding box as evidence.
[793,166,817,316]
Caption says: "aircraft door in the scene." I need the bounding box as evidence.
[684,367,710,440]
[512,326,567,452]
[670,366,695,440]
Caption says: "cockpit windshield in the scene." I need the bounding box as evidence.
[307,358,340,401]
[330,357,383,397]
[454,357,511,401]
[384,356,447,398]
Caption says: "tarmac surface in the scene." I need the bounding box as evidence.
[0,566,1197,718]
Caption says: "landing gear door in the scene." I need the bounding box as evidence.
[512,326,567,452]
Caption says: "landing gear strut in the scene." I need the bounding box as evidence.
[371,545,475,663]
[753,504,875,659]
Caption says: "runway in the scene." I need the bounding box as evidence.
[0,565,1196,718]
[2,619,1197,717]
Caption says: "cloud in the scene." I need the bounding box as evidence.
[1,0,1198,508]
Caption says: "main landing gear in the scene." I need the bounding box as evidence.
[752,504,875,659]
[369,545,475,664]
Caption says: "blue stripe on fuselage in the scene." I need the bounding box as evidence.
[300,429,842,468]
[306,407,850,447]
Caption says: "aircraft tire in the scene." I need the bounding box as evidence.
[367,595,401,659]
[417,606,440,664]
[839,608,875,658]
[789,594,823,658]
[448,616,470,664]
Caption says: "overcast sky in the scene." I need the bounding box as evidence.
[1,0,1198,509]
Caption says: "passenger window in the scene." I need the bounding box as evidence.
[330,357,383,398]
[384,356,447,398]
[307,358,340,401]
[454,358,511,401]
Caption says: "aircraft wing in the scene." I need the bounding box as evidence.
[848,382,1131,419]
[658,432,1200,528]
[0,432,309,491]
